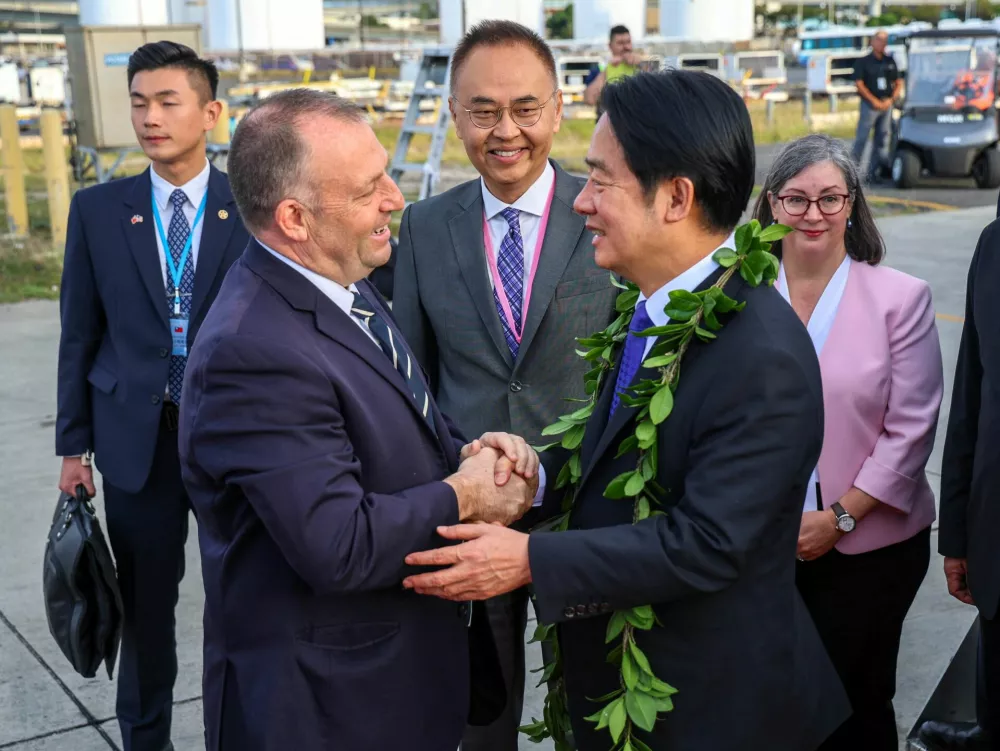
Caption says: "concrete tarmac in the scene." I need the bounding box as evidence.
[0,205,991,750]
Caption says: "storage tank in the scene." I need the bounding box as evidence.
[660,0,754,42]
[206,0,324,52]
[574,0,647,43]
[439,0,545,46]
[79,0,169,26]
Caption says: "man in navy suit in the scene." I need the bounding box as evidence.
[55,41,250,751]
[404,71,850,751]
[177,88,543,750]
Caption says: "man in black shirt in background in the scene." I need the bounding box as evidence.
[851,29,901,182]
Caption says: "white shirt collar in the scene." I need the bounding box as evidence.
[149,159,211,212]
[257,239,358,316]
[481,161,555,220]
[642,232,734,327]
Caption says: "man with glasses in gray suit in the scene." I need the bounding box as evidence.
[393,19,618,751]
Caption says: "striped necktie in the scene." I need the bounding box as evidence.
[350,291,436,434]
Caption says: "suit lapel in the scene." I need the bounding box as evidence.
[122,168,169,326]
[190,166,238,322]
[244,243,442,447]
[577,266,734,492]
[448,183,514,368]
[514,162,586,367]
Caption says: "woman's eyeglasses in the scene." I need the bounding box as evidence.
[775,193,851,216]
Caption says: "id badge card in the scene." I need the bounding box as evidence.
[170,317,189,357]
[877,76,887,92]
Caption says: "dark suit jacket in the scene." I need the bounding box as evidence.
[56,165,249,493]
[940,219,1000,619]
[392,160,618,448]
[178,240,503,751]
[529,269,850,751]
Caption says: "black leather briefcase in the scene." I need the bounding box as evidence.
[42,485,123,679]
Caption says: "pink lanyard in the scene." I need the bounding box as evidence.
[482,179,556,344]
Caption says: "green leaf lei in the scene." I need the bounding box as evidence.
[519,220,794,751]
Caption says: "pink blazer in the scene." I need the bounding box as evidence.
[804,260,943,554]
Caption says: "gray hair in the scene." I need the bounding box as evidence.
[751,133,885,265]
[227,88,364,234]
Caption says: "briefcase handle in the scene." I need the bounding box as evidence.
[54,485,96,542]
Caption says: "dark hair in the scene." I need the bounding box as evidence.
[601,70,755,234]
[751,134,885,265]
[610,25,631,40]
[127,41,219,102]
[450,20,557,92]
[228,89,364,234]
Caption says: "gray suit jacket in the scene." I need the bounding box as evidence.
[393,160,619,446]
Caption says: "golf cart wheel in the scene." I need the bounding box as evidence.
[892,150,920,189]
[973,149,1000,190]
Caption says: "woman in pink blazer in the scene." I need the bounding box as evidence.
[753,134,944,751]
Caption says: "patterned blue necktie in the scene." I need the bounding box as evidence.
[609,301,653,417]
[350,291,437,435]
[166,188,196,404]
[493,207,525,359]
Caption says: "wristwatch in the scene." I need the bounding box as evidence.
[80,450,94,467]
[830,502,856,533]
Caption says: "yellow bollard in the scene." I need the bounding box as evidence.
[209,100,230,145]
[0,104,29,237]
[40,108,69,247]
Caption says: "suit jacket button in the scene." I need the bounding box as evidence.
[601,602,613,613]
[509,381,523,393]
[588,603,600,614]
[159,347,168,358]
[576,604,588,616]
[563,606,576,619]
[151,394,161,405]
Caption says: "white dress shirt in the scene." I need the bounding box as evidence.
[638,233,735,360]
[776,254,851,513]
[149,160,210,289]
[259,242,379,347]
[260,241,546,506]
[481,161,556,294]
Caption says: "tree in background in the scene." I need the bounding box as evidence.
[547,3,573,39]
[418,1,438,21]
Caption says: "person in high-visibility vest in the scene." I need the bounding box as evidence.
[583,25,641,120]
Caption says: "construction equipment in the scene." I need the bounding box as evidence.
[388,47,452,204]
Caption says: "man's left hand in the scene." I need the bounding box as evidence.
[797,510,842,561]
[403,524,531,601]
[460,432,540,486]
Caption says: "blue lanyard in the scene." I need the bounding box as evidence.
[152,191,208,315]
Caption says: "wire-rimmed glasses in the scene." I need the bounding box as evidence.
[454,91,558,129]
[775,193,851,216]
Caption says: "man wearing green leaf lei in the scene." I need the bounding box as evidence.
[403,70,851,750]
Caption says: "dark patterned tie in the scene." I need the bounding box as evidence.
[493,207,524,359]
[609,301,653,417]
[166,188,195,404]
[350,291,436,434]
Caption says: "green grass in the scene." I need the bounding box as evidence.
[375,99,860,172]
[0,239,62,303]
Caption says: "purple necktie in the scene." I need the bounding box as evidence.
[609,301,653,417]
[493,207,524,359]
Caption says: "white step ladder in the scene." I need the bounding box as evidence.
[389,47,453,204]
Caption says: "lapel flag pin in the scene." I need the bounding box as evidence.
[218,209,229,220]
[130,214,143,224]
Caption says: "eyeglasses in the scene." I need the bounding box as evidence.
[775,193,851,216]
[454,92,558,129]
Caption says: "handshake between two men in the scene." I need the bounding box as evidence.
[405,432,544,603]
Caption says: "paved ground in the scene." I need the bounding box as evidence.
[0,205,992,750]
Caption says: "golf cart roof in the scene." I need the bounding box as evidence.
[907,28,1000,41]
